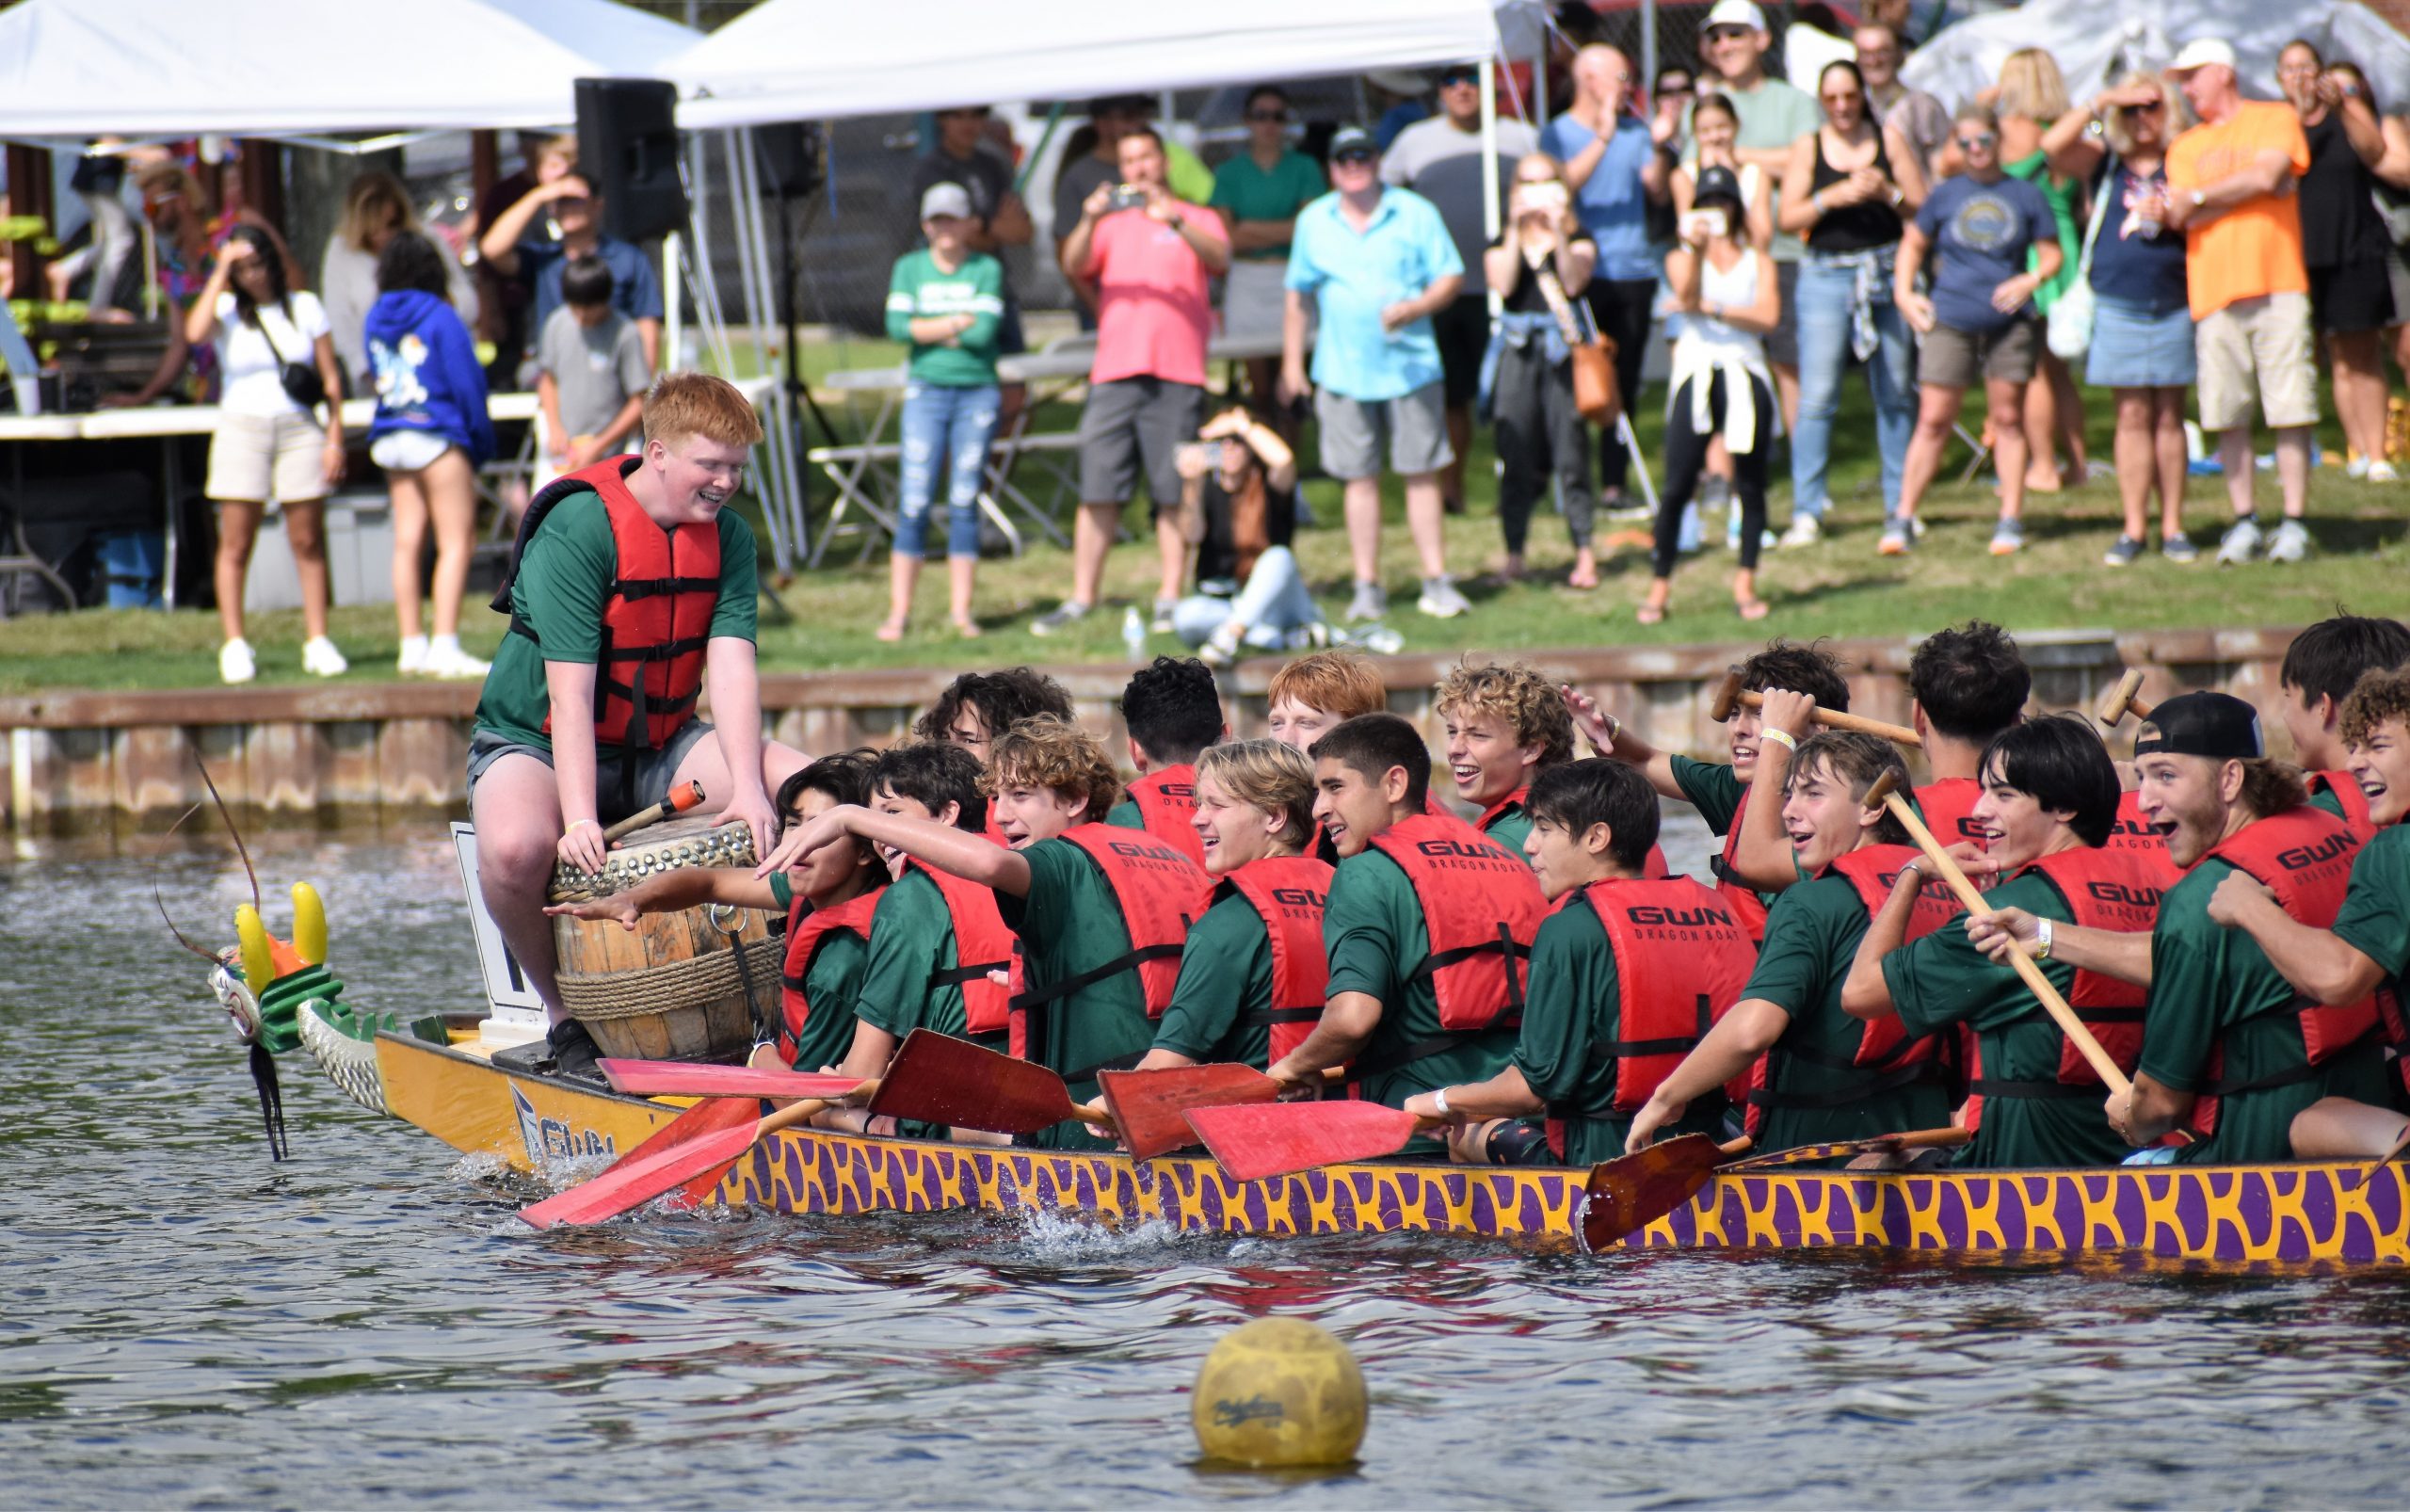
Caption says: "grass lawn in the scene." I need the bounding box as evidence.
[2,369,2401,694]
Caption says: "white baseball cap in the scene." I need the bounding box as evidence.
[2167,38,2237,74]
[1703,0,1768,32]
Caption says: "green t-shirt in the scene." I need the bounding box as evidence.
[2307,783,2350,825]
[1887,870,2128,1168]
[1103,800,1148,832]
[473,487,759,752]
[2334,825,2410,977]
[853,868,968,1041]
[1742,870,1953,1151]
[997,837,1160,1150]
[1514,896,1724,1166]
[1151,887,1274,1067]
[2140,859,2389,1164]
[1480,799,1534,862]
[1670,756,1784,909]
[1323,848,1518,1143]
[786,922,869,1075]
[883,248,1004,387]
[1210,150,1326,260]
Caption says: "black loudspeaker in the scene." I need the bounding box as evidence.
[752,121,823,199]
[574,77,688,242]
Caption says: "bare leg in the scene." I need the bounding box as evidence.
[2290,1095,2410,1159]
[883,552,922,638]
[1154,512,1186,605]
[2111,388,2154,541]
[1988,378,2029,523]
[281,500,332,642]
[2151,389,2189,539]
[668,731,812,819]
[1069,501,1119,607]
[2048,352,2087,477]
[2019,365,2061,491]
[423,450,478,639]
[1895,384,1965,523]
[2330,330,2387,468]
[214,500,262,643]
[388,473,429,642]
[947,554,979,634]
[1401,472,1448,579]
[2217,426,2256,519]
[1769,362,1799,435]
[2272,426,2312,520]
[471,752,569,1020]
[1342,475,1383,587]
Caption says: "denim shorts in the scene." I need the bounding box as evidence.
[2085,296,2196,389]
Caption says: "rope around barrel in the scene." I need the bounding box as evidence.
[556,936,782,1020]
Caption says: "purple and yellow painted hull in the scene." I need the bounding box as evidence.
[371,1030,2410,1268]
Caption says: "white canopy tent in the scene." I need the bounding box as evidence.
[0,0,699,139]
[1899,0,2410,111]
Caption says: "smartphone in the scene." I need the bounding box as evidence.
[1108,184,1149,213]
[1679,208,1729,242]
[1518,181,1568,212]
[1197,442,1228,469]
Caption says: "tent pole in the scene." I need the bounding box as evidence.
[1642,0,1659,105]
[663,231,683,372]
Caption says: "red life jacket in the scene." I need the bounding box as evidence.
[1007,823,1211,1078]
[1576,876,1759,1114]
[1224,855,1334,1064]
[1359,812,1550,1070]
[1480,786,1672,878]
[1743,843,1954,1134]
[1916,777,1990,850]
[1959,845,2161,1118]
[2308,770,2379,844]
[1127,764,1207,865]
[2184,805,2381,1138]
[1708,786,1773,943]
[899,858,1018,1049]
[2106,789,2184,892]
[776,889,883,1066]
[500,458,721,754]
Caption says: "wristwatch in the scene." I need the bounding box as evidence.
[2189,189,2207,209]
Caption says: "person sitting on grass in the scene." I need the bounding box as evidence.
[1906,619,2031,849]
[1840,716,2160,1168]
[2275,611,2410,841]
[1266,714,1549,1156]
[1105,655,1229,865]
[544,751,887,1078]
[1403,759,1755,1166]
[1627,730,1957,1154]
[1130,738,1332,1072]
[758,715,1209,1150]
[1167,407,1326,668]
[2205,668,2410,1157]
[1570,637,1853,940]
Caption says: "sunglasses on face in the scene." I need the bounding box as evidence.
[1332,150,1377,167]
[1955,132,1998,149]
[1246,109,1289,122]
[2125,100,2165,116]
[1438,72,1479,88]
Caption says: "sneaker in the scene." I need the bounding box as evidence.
[396,635,429,675]
[2215,515,2263,565]
[1989,518,2025,555]
[2368,460,2402,484]
[1778,512,1822,549]
[1283,621,1333,651]
[2101,535,2144,567]
[2266,518,2310,563]
[1198,621,1243,668]
[2161,532,2199,564]
[1149,596,1178,635]
[218,637,256,685]
[425,644,490,680]
[1029,600,1091,636]
[2347,454,2372,480]
[1603,488,1652,524]
[1416,576,1471,619]
[1344,581,1388,622]
[543,1019,605,1084]
[1877,516,1912,555]
[301,636,349,678]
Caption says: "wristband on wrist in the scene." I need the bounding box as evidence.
[565,818,597,832]
[1759,727,1798,752]
[1433,1086,1452,1118]
[2034,917,2055,960]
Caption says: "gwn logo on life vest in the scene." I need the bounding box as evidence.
[1625,904,1736,929]
[1271,887,1327,909]
[2278,833,2357,872]
[2084,880,2163,911]
[1155,783,1196,800]
[1107,838,1191,866]
[1414,838,1518,867]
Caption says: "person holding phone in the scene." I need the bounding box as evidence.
[1637,166,1782,625]
[1483,153,1599,587]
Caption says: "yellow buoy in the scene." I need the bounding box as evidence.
[290,882,327,966]
[1190,1317,1366,1468]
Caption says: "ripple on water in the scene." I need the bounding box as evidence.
[6,834,2410,1507]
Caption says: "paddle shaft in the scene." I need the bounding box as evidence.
[1711,676,1921,748]
[1870,779,2133,1096]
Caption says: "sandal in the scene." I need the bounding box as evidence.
[952,617,984,639]
[1736,598,1770,621]
[1635,602,1666,626]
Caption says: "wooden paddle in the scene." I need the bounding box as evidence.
[601,780,705,844]
[1576,1134,1751,1253]
[599,1058,870,1101]
[1184,1101,1442,1181]
[1709,669,1921,748]
[1096,1064,1349,1160]
[1865,771,2134,1096]
[863,1028,1113,1136]
[520,1085,870,1229]
[1714,1125,1971,1172]
[2097,668,2154,728]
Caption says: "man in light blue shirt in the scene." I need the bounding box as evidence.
[1279,127,1468,623]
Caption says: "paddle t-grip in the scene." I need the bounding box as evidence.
[601,780,708,844]
[2097,668,2155,728]
[1708,674,1923,748]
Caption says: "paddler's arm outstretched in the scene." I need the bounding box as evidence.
[1840,865,1924,1020]
[759,804,1033,897]
[1625,998,1789,1152]
[2207,871,2389,1008]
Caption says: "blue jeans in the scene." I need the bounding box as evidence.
[1171,546,1321,648]
[895,381,998,558]
[1790,253,1914,519]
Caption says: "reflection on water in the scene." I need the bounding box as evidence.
[5,828,2409,1509]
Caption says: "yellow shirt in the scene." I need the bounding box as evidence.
[2166,101,2312,319]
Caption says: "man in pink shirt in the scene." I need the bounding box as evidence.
[1036,127,1229,635]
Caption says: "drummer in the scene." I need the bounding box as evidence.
[469,373,810,1081]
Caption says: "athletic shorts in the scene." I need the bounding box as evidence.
[465,717,715,826]
[2195,292,2318,433]
[1920,318,2039,388]
[1431,296,1491,408]
[1316,380,1454,480]
[1077,376,1203,516]
[205,409,329,505]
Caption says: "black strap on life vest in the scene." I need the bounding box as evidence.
[1585,993,1718,1070]
[1008,941,1189,1013]
[1746,1056,1945,1110]
[1245,1005,1325,1028]
[1063,1048,1149,1086]
[1406,921,1531,1011]
[1351,1032,1470,1080]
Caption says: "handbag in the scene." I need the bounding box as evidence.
[2047,155,2115,362]
[254,302,328,410]
[1533,257,1620,426]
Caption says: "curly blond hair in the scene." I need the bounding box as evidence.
[1195,738,1318,851]
[1434,658,1574,765]
[2340,667,2410,748]
[981,714,1123,817]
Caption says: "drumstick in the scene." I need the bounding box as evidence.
[2097,668,2154,727]
[1708,670,1921,748]
[601,780,707,844]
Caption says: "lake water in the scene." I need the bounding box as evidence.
[6,823,2410,1508]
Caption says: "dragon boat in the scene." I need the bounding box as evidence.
[188,836,2410,1272]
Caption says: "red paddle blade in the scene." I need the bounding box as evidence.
[1098,1063,1281,1160]
[864,1029,1076,1134]
[600,1059,864,1101]
[1576,1134,1725,1253]
[521,1109,765,1230]
[621,1091,762,1211]
[1185,1101,1419,1182]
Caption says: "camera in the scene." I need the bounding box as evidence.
[1108,183,1149,213]
[1679,208,1729,242]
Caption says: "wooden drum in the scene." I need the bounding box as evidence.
[547,812,779,1064]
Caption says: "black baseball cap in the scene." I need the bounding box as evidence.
[1693,166,1744,211]
[2133,691,2263,761]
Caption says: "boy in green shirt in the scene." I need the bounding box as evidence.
[1104,654,1228,865]
[1404,759,1750,1166]
[1629,730,1953,1154]
[2273,612,2410,839]
[1436,657,1574,858]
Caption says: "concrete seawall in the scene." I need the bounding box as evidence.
[0,626,2307,833]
